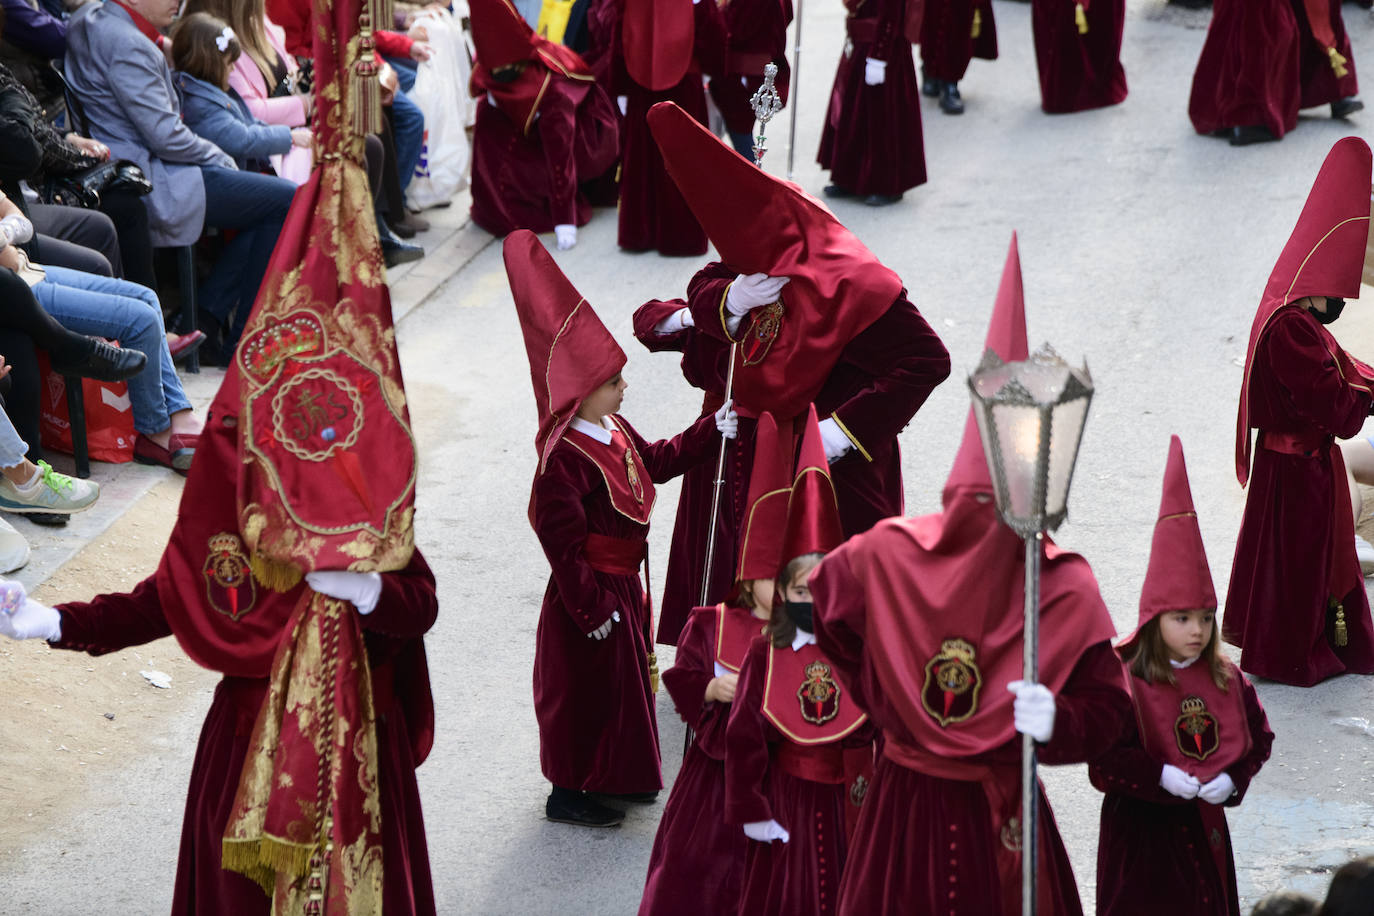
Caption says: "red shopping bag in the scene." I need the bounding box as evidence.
[36,351,136,463]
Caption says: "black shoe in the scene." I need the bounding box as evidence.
[51,339,147,382]
[921,69,939,98]
[380,221,425,267]
[1229,124,1278,146]
[863,193,904,206]
[26,512,68,527]
[939,81,965,115]
[594,790,660,804]
[823,184,856,199]
[1332,96,1364,119]
[387,218,417,239]
[545,790,625,828]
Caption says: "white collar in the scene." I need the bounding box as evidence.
[1170,655,1200,669]
[569,416,613,445]
[791,629,816,651]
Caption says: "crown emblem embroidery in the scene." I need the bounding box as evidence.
[1175,694,1220,761]
[202,532,257,621]
[921,638,982,727]
[741,299,785,367]
[797,660,841,725]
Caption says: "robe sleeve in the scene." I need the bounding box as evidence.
[1038,640,1132,765]
[725,637,776,824]
[684,261,741,343]
[1264,312,1374,438]
[1086,717,1190,806]
[1224,675,1274,807]
[865,0,907,61]
[664,607,732,759]
[360,549,439,640]
[632,298,691,353]
[531,447,620,633]
[627,414,719,484]
[824,295,951,464]
[534,81,581,227]
[51,576,171,656]
[811,543,869,698]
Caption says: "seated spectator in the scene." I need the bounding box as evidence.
[0,0,68,120]
[63,0,297,362]
[0,192,200,473]
[1319,856,1374,916]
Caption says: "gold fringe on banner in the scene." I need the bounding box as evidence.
[1075,3,1088,34]
[1329,47,1350,78]
[250,554,305,592]
[971,9,981,39]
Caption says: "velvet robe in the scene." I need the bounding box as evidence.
[1223,308,1374,685]
[633,262,951,645]
[817,0,926,197]
[1090,675,1274,916]
[724,636,877,916]
[638,605,752,915]
[709,0,793,136]
[1031,0,1128,114]
[470,75,620,236]
[51,552,440,916]
[810,547,1132,915]
[532,415,717,792]
[920,0,998,84]
[1188,0,1356,138]
[592,0,727,255]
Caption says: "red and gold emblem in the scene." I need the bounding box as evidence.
[741,299,785,367]
[796,659,841,725]
[203,532,256,621]
[624,447,644,504]
[1175,695,1220,761]
[849,774,868,807]
[921,638,982,727]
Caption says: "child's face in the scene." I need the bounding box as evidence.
[746,578,774,618]
[1158,609,1214,662]
[577,373,627,421]
[781,561,819,603]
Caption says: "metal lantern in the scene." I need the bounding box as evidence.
[967,341,1093,916]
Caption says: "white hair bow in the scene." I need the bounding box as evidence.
[215,26,235,52]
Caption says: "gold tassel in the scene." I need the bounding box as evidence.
[647,651,660,694]
[371,0,394,33]
[1329,47,1350,79]
[970,9,982,39]
[250,554,304,592]
[1334,601,1349,647]
[1075,3,1088,34]
[351,7,383,138]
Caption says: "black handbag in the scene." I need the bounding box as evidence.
[40,158,152,209]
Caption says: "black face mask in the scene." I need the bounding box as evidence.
[491,66,520,84]
[785,600,814,634]
[1311,297,1346,325]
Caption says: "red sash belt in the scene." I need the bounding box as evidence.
[776,739,846,784]
[726,51,774,75]
[1256,429,1360,596]
[583,533,648,576]
[1257,429,1331,456]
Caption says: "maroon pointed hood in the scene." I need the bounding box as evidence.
[737,412,795,581]
[781,405,844,563]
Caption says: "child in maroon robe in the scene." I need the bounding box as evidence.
[1091,437,1274,916]
[1189,0,1362,145]
[1031,0,1128,113]
[809,234,1131,916]
[468,0,620,248]
[506,230,737,828]
[920,0,998,115]
[1225,137,1374,686]
[724,407,876,916]
[639,412,792,914]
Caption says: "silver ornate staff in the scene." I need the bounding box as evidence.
[786,0,804,179]
[697,62,782,608]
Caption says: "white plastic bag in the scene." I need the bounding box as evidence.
[405,7,473,210]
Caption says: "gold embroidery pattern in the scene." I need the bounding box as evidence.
[797,660,841,725]
[270,367,364,462]
[625,448,644,504]
[203,532,257,621]
[741,299,785,367]
[1175,695,1220,762]
[920,638,982,727]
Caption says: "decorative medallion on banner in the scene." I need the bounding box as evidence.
[797,659,841,725]
[1175,695,1220,761]
[203,532,256,621]
[921,638,982,727]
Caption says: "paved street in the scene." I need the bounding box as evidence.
[5,0,1374,912]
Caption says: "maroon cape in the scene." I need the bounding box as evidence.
[531,414,717,792]
[51,553,439,916]
[818,0,926,197]
[920,0,998,84]
[633,263,951,645]
[724,636,877,915]
[1032,0,1127,113]
[470,72,620,235]
[709,0,793,135]
[1089,668,1274,916]
[638,604,752,915]
[1188,0,1357,137]
[1223,308,1374,685]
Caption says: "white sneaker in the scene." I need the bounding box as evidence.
[0,515,30,573]
[1356,535,1374,577]
[0,461,99,515]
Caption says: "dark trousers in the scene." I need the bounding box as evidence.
[29,203,117,277]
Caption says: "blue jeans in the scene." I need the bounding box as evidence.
[389,89,425,193]
[0,410,27,468]
[32,265,191,436]
[200,166,298,351]
[386,56,418,93]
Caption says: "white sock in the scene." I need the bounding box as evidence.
[6,464,41,492]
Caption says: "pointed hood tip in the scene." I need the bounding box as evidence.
[736,412,794,582]
[781,406,843,563]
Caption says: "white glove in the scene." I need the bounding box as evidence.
[1159,764,1201,799]
[617,95,628,116]
[714,398,738,439]
[653,307,695,335]
[305,570,383,615]
[588,610,621,640]
[725,273,790,317]
[0,214,33,245]
[817,417,853,463]
[864,57,887,86]
[1008,680,1055,743]
[743,819,790,843]
[0,580,61,642]
[554,224,577,250]
[1197,772,1236,805]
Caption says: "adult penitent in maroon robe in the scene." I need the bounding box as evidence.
[920,0,998,87]
[709,0,793,139]
[1031,0,1127,114]
[817,0,926,198]
[1188,0,1357,138]
[1224,137,1374,686]
[468,0,619,236]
